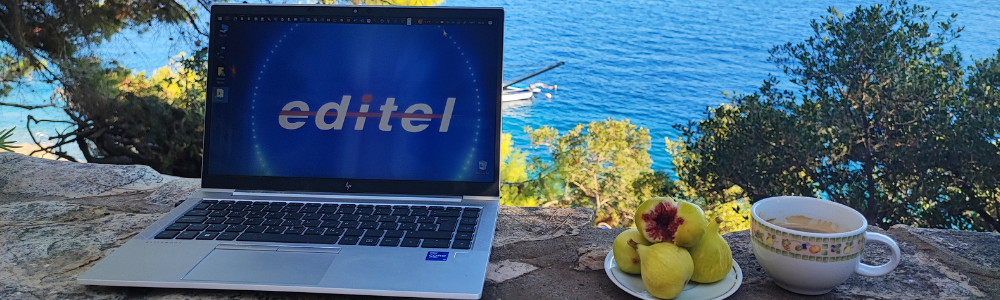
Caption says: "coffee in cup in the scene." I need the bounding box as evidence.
[750,196,901,295]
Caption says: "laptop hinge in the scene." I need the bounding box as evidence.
[231,190,462,202]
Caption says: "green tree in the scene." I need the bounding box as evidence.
[0,0,208,176]
[526,118,658,227]
[500,133,539,206]
[672,1,1000,231]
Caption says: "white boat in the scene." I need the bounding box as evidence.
[502,87,533,102]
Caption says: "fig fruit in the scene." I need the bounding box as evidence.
[613,228,651,274]
[634,197,708,248]
[688,216,733,283]
[632,241,693,299]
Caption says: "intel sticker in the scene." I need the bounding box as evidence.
[426,251,449,261]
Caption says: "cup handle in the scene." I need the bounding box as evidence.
[855,232,901,276]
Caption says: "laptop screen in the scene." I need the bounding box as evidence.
[202,5,502,196]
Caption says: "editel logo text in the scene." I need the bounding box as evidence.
[279,94,455,133]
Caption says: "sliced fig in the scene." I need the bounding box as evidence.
[634,197,708,248]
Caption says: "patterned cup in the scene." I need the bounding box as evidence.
[750,196,901,295]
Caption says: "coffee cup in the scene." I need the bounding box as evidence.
[749,196,901,295]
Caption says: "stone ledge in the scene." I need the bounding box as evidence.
[1,152,998,299]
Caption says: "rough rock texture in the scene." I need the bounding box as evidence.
[2,152,999,299]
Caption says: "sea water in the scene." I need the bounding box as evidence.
[2,0,998,170]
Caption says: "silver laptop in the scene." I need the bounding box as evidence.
[78,4,503,299]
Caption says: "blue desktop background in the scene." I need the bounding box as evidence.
[206,21,499,182]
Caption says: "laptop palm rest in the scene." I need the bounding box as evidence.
[182,249,335,285]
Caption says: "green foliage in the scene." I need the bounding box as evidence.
[525,118,659,227]
[0,127,19,152]
[672,0,1000,232]
[0,0,206,176]
[500,133,539,206]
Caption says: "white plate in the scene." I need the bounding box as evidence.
[604,250,742,300]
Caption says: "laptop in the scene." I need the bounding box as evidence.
[78,4,503,299]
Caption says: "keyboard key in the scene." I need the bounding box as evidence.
[378,222,398,230]
[421,239,451,248]
[245,225,267,233]
[228,211,249,218]
[377,215,397,222]
[321,221,341,228]
[204,217,226,224]
[437,221,457,232]
[359,215,379,222]
[302,213,322,220]
[155,231,180,239]
[285,227,306,235]
[176,216,206,223]
[344,229,365,236]
[283,213,304,220]
[410,206,427,210]
[185,210,210,216]
[428,206,445,211]
[186,224,208,231]
[359,222,379,229]
[398,223,418,231]
[216,232,240,241]
[246,205,267,211]
[392,209,410,216]
[264,226,287,234]
[355,208,375,215]
[318,206,339,214]
[201,200,219,204]
[270,202,287,206]
[462,211,480,218]
[320,214,341,221]
[208,210,229,217]
[176,231,200,239]
[336,207,356,214]
[262,219,283,226]
[230,204,248,211]
[219,200,236,204]
[324,228,346,236]
[446,207,463,211]
[280,207,300,213]
[304,228,324,235]
[196,232,220,240]
[244,218,265,225]
[237,233,340,244]
[455,232,474,240]
[385,230,405,238]
[299,206,319,213]
[430,210,461,217]
[404,231,453,240]
[398,216,417,223]
[379,237,400,246]
[418,223,437,231]
[305,203,322,207]
[165,223,188,231]
[340,214,361,222]
[193,203,211,210]
[410,209,429,216]
[264,212,284,219]
[339,221,360,229]
[223,218,246,224]
[359,237,380,246]
[338,236,360,245]
[373,208,393,215]
[400,238,420,247]
[225,225,247,232]
[246,211,267,218]
[375,205,391,209]
[458,225,476,232]
[464,207,481,212]
[263,206,283,212]
[357,204,374,209]
[452,240,472,249]
[302,220,322,227]
[460,218,478,225]
[393,205,409,209]
[436,217,457,224]
[364,230,385,237]
[205,224,228,232]
[416,217,435,223]
[281,220,303,227]
[207,204,230,210]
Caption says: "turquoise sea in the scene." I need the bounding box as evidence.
[2,0,999,170]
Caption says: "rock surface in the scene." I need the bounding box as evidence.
[2,152,999,299]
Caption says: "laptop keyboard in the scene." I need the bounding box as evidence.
[154,200,480,249]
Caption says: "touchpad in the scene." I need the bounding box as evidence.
[183,249,335,285]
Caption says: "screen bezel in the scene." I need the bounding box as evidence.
[202,4,502,196]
